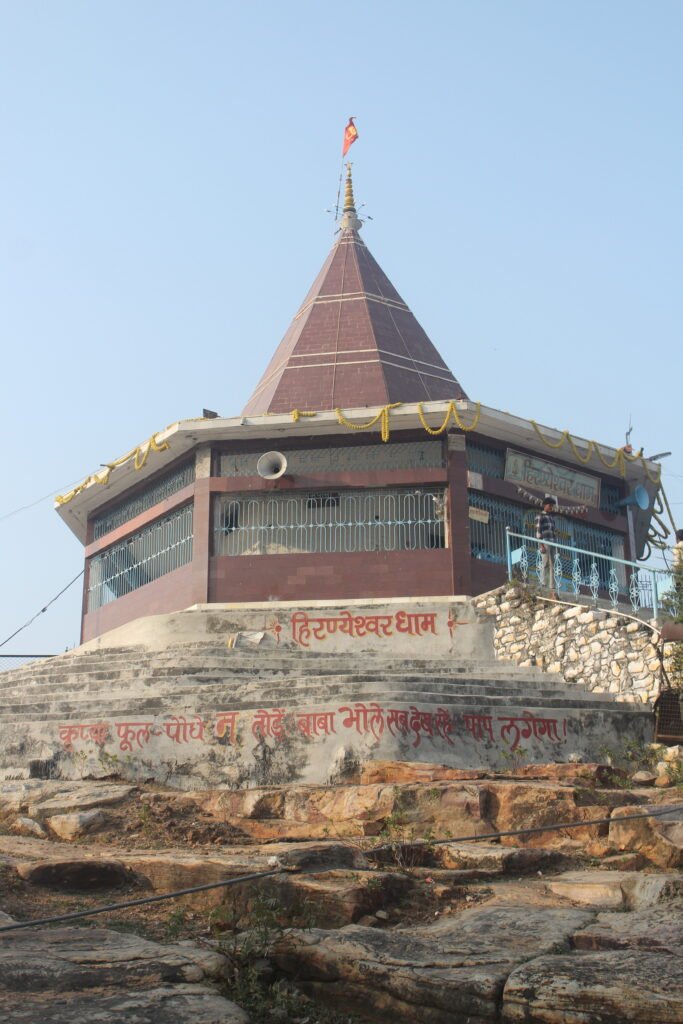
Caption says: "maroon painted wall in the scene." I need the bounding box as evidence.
[470,557,507,595]
[81,562,197,643]
[209,549,454,603]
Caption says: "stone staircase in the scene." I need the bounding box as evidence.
[0,629,653,788]
[0,646,652,715]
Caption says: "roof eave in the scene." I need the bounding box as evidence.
[56,401,662,544]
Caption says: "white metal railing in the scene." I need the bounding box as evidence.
[505,529,678,619]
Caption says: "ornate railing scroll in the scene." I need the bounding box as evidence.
[505,529,674,619]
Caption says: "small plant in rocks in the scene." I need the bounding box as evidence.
[164,906,189,939]
[210,893,359,1023]
[597,739,659,781]
[500,745,530,772]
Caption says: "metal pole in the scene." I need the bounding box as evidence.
[626,505,637,564]
[506,526,512,580]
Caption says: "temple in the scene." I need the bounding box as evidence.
[55,165,663,644]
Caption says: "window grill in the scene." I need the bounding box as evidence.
[600,483,623,514]
[87,504,193,611]
[217,441,444,477]
[213,487,447,556]
[92,462,195,539]
[466,442,505,479]
[305,492,340,510]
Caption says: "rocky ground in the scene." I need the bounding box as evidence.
[1,755,682,1023]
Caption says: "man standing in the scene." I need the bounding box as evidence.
[535,495,558,597]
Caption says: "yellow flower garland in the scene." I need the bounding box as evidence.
[290,409,318,423]
[292,400,482,442]
[530,420,661,484]
[335,403,402,443]
[55,432,170,506]
[416,400,481,435]
[55,401,663,509]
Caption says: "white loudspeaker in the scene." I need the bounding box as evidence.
[257,451,288,480]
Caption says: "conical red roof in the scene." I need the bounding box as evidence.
[242,170,468,415]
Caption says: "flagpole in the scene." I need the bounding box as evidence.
[336,118,357,221]
[334,154,345,222]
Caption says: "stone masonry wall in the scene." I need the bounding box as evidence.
[473,585,663,704]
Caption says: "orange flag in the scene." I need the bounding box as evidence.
[342,117,358,156]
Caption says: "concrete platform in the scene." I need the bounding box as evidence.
[0,599,653,789]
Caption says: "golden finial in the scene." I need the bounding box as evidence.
[343,163,356,212]
[339,162,362,232]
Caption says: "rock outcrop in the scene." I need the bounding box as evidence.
[1,766,682,1023]
[273,907,594,1023]
[0,925,248,1024]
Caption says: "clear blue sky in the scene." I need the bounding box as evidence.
[1,1,681,654]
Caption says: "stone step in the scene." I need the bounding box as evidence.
[0,671,610,704]
[0,663,593,693]
[0,654,556,679]
[0,667,562,695]
[0,666,567,695]
[0,647,554,672]
[0,689,650,721]
[0,670,580,701]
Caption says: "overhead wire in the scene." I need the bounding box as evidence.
[0,481,84,524]
[0,570,84,651]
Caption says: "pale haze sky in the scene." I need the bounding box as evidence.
[1,1,681,656]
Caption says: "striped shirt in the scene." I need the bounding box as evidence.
[535,511,556,543]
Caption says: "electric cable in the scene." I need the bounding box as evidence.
[0,570,84,651]
[362,803,683,857]
[0,804,680,934]
[0,482,84,523]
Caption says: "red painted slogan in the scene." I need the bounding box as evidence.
[290,609,437,647]
[463,711,567,751]
[59,705,567,754]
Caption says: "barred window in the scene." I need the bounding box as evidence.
[87,505,193,611]
[213,487,447,556]
[92,462,195,539]
[466,442,505,479]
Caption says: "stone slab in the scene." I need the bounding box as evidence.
[272,906,593,1024]
[609,801,683,868]
[0,926,226,991]
[573,904,683,954]
[546,869,683,909]
[502,950,683,1023]
[46,808,108,840]
[0,985,248,1024]
[435,842,554,873]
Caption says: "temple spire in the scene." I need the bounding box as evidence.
[339,163,362,232]
[242,162,469,415]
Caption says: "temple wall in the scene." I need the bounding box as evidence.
[81,562,198,644]
[209,550,453,604]
[76,429,632,642]
[471,558,507,595]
